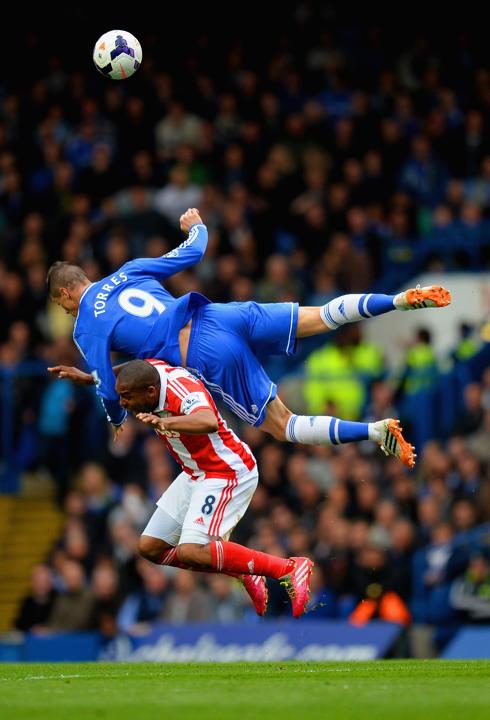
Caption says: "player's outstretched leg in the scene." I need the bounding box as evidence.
[286,414,416,469]
[262,398,416,468]
[141,541,269,616]
[297,285,452,336]
[177,540,313,618]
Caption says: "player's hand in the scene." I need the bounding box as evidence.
[48,366,94,385]
[136,412,166,430]
[179,208,203,234]
[112,423,125,441]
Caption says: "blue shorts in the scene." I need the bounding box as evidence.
[186,301,298,426]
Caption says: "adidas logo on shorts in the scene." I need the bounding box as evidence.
[194,517,205,526]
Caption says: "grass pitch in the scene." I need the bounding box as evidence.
[0,660,489,720]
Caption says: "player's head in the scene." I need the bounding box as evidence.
[116,360,161,414]
[46,261,91,317]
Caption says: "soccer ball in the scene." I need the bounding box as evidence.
[93,30,142,80]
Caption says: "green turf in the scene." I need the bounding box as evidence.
[0,661,489,720]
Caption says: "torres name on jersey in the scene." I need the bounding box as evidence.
[148,360,256,480]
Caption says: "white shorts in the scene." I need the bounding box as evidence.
[142,470,259,545]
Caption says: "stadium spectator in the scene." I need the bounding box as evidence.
[14,564,58,633]
[117,559,170,634]
[161,570,214,624]
[450,551,490,623]
[40,559,95,633]
[90,561,124,638]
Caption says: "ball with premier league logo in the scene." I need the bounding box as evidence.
[93,30,142,80]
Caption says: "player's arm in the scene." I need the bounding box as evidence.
[48,362,129,386]
[74,333,127,428]
[137,408,218,435]
[48,366,94,384]
[124,209,208,280]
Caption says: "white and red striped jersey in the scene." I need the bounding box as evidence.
[147,359,256,479]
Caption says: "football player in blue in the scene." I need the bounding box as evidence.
[48,208,452,468]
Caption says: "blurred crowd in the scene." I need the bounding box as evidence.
[2,5,490,649]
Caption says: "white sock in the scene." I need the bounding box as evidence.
[320,294,371,329]
[285,415,373,445]
[368,422,382,442]
[286,415,332,444]
[393,291,405,309]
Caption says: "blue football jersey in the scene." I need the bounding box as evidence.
[73,224,211,425]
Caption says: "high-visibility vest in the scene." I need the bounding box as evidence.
[403,342,437,394]
[304,343,383,419]
[350,591,411,626]
[454,337,479,362]
[351,342,385,379]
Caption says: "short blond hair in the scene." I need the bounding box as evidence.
[46,261,88,297]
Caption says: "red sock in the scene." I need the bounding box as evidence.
[157,547,187,568]
[157,546,241,579]
[210,540,293,579]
